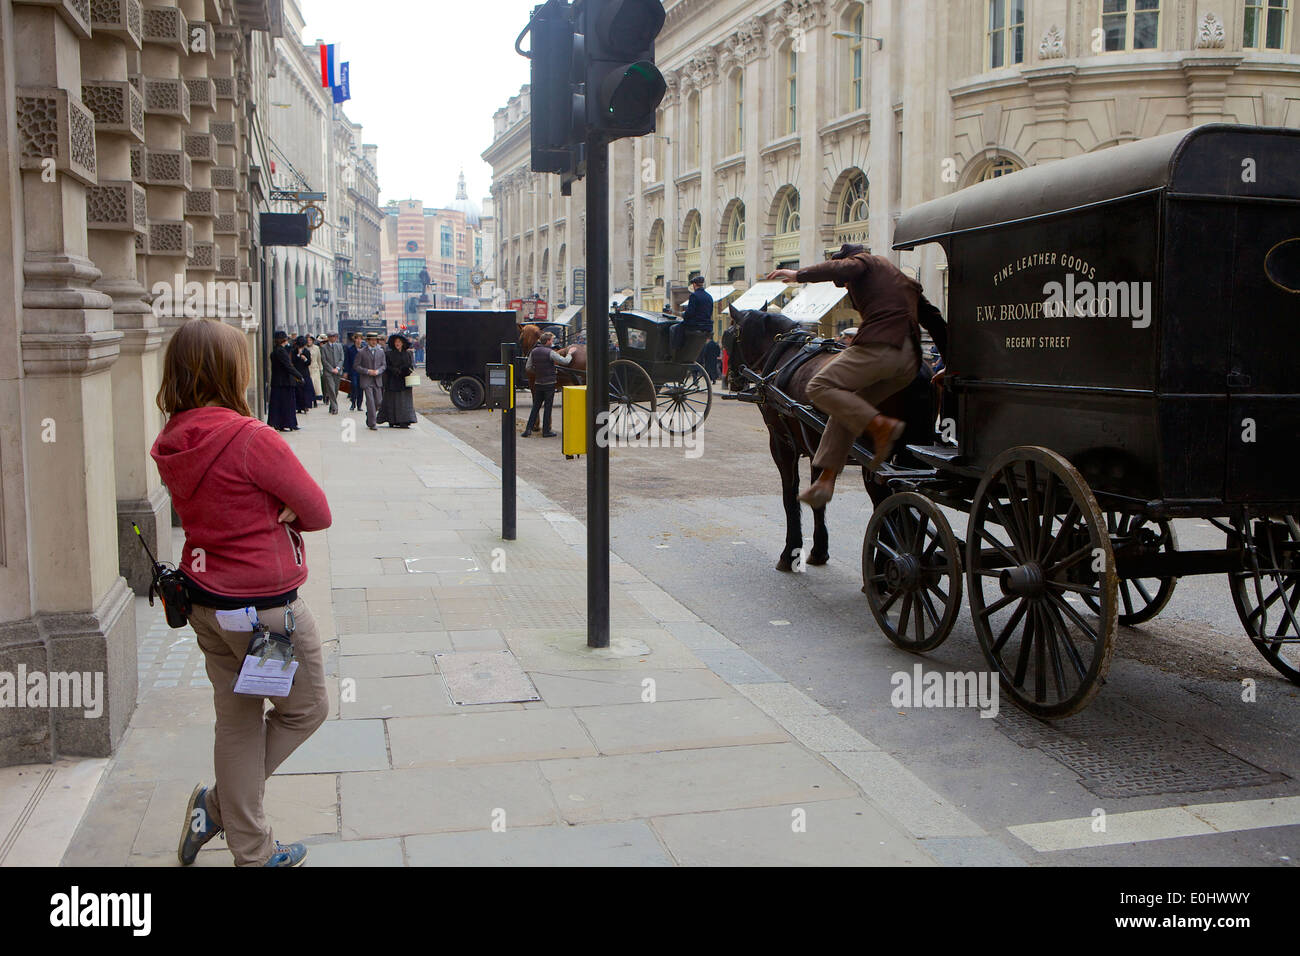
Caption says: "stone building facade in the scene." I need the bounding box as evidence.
[0,0,281,766]
[485,0,1300,335]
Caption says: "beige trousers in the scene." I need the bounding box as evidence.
[190,599,328,866]
[806,341,919,472]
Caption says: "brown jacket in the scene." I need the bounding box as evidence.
[796,252,948,358]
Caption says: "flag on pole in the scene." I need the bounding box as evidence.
[319,43,340,88]
[332,62,351,104]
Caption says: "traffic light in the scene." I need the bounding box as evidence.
[529,1,582,174]
[582,0,666,138]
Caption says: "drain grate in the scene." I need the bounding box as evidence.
[995,698,1284,798]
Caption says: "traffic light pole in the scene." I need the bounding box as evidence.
[586,131,610,649]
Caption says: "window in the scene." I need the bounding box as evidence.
[835,172,869,246]
[654,109,665,178]
[778,191,800,234]
[397,257,425,294]
[774,189,800,268]
[980,157,1022,181]
[848,10,864,110]
[1245,0,1289,49]
[688,91,701,168]
[987,0,1025,68]
[727,203,746,243]
[730,69,745,153]
[684,212,702,274]
[783,45,798,135]
[474,236,482,266]
[440,225,453,258]
[1102,0,1160,52]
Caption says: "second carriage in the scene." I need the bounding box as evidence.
[603,310,714,437]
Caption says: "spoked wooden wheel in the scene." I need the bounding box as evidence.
[1229,515,1300,685]
[607,359,656,441]
[862,492,962,653]
[966,446,1118,719]
[1083,512,1178,626]
[656,363,712,435]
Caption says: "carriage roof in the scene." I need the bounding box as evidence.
[892,124,1300,250]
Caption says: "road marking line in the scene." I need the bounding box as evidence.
[1008,795,1300,851]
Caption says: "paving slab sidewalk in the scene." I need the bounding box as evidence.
[49,404,1014,867]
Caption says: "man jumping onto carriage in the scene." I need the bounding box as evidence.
[767,243,948,508]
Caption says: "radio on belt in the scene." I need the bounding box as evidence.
[485,362,513,410]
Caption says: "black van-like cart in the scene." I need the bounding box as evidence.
[747,125,1300,718]
[425,310,523,410]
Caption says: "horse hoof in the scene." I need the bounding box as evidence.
[806,553,829,566]
[776,559,794,573]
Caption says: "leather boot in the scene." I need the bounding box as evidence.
[865,414,906,470]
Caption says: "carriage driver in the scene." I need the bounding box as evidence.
[523,331,573,438]
[767,243,948,508]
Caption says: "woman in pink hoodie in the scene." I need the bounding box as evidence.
[151,319,331,868]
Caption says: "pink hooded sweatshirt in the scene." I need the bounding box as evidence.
[150,406,331,599]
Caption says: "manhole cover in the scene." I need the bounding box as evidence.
[404,556,480,574]
[995,698,1284,798]
[435,650,540,705]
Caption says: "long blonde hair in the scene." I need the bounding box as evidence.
[156,319,252,419]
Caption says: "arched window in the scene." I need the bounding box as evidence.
[540,249,550,300]
[848,10,864,110]
[979,157,1022,181]
[684,211,702,275]
[728,203,746,243]
[773,189,800,268]
[556,243,566,301]
[649,221,665,284]
[724,202,746,279]
[835,172,869,246]
[778,191,800,234]
[730,69,745,153]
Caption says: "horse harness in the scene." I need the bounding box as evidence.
[755,330,842,454]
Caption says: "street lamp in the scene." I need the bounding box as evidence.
[831,31,883,49]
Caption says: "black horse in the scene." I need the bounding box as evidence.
[722,305,936,572]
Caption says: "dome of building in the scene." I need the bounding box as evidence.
[448,170,481,227]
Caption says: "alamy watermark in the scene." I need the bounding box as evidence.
[595,414,704,459]
[1042,273,1152,329]
[151,274,258,320]
[0,666,104,719]
[890,663,999,718]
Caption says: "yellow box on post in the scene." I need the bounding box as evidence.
[562,385,586,457]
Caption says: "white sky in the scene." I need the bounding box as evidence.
[301,0,539,208]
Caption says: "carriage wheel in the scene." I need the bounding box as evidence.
[862,492,962,653]
[1082,512,1178,626]
[607,359,656,441]
[1228,515,1300,685]
[966,446,1118,719]
[656,363,712,435]
[449,375,485,410]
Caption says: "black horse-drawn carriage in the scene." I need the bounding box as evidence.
[735,124,1300,718]
[604,310,712,437]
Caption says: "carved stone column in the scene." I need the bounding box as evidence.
[83,0,170,595]
[8,0,136,763]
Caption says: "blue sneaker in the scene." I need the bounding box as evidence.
[177,783,223,866]
[263,842,308,867]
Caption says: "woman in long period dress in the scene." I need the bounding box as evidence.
[378,333,417,428]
